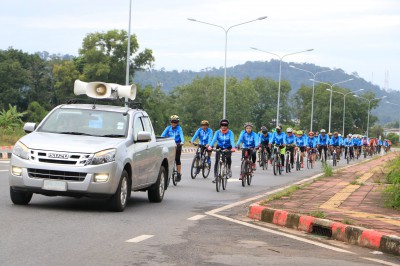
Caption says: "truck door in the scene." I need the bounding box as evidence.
[128,115,148,187]
[140,116,158,183]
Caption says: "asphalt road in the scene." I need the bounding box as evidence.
[0,153,399,266]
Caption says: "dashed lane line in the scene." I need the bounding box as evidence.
[361,257,400,266]
[187,215,207,221]
[125,235,154,243]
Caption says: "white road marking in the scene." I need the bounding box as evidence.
[0,170,8,172]
[187,215,206,221]
[227,179,241,182]
[361,257,400,266]
[125,235,154,243]
[0,161,10,164]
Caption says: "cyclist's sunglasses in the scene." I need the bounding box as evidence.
[171,120,179,123]
[220,123,228,127]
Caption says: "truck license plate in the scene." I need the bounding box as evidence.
[43,180,67,191]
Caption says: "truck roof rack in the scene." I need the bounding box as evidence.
[65,98,143,110]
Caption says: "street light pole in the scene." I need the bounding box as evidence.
[385,101,400,143]
[125,0,132,107]
[326,88,364,136]
[251,48,314,126]
[312,78,353,133]
[289,65,335,132]
[353,95,386,137]
[188,16,268,119]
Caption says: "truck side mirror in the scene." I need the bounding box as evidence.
[137,131,152,142]
[23,122,36,133]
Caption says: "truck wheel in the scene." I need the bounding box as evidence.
[109,170,129,212]
[10,187,33,205]
[148,166,166,203]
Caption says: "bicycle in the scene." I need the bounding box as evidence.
[240,148,255,187]
[295,148,301,171]
[362,145,369,158]
[331,147,337,167]
[306,148,315,169]
[319,145,327,165]
[190,143,210,179]
[169,161,178,186]
[285,149,291,173]
[272,145,282,176]
[213,148,231,192]
[259,143,269,171]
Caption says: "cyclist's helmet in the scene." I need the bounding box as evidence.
[244,122,254,128]
[220,119,229,126]
[297,130,303,135]
[286,127,293,133]
[320,129,326,133]
[309,131,314,136]
[348,134,352,138]
[261,126,268,134]
[363,135,367,138]
[201,120,209,126]
[170,115,179,123]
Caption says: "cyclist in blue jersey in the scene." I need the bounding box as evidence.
[258,126,272,162]
[295,130,306,168]
[343,134,354,160]
[306,131,317,164]
[317,129,329,161]
[329,131,342,161]
[271,125,286,168]
[190,120,213,165]
[236,122,259,172]
[208,119,236,182]
[377,137,383,154]
[161,115,184,181]
[284,128,296,168]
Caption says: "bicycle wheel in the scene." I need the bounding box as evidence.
[172,163,178,186]
[247,166,252,186]
[216,162,222,192]
[259,150,264,168]
[241,160,247,187]
[190,156,200,179]
[285,155,290,173]
[296,153,301,171]
[273,155,278,176]
[221,163,227,190]
[202,156,210,178]
[333,153,337,167]
[264,152,269,170]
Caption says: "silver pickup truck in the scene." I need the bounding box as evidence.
[9,80,176,211]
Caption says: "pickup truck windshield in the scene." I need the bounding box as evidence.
[38,108,128,137]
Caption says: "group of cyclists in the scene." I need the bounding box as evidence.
[161,115,392,183]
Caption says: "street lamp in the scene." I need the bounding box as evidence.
[289,65,335,132]
[188,16,268,119]
[353,95,387,137]
[311,78,354,133]
[326,88,364,136]
[125,0,133,107]
[385,101,400,143]
[251,48,314,126]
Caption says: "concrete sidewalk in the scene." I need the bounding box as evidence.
[248,152,400,255]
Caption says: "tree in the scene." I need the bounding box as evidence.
[25,101,48,123]
[0,104,26,130]
[78,29,154,84]
[51,60,80,105]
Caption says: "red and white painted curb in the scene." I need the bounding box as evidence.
[0,146,12,159]
[248,203,400,255]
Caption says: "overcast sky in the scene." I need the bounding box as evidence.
[1,0,399,90]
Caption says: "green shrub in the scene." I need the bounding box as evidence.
[383,155,400,209]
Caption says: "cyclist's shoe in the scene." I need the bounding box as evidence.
[212,174,217,183]
[207,157,211,164]
[176,173,182,182]
[239,174,242,180]
[301,163,304,168]
[252,163,256,170]
[228,169,232,178]
[281,165,284,171]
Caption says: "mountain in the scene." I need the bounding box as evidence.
[134,60,400,125]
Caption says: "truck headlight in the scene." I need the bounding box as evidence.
[88,149,116,165]
[13,141,30,160]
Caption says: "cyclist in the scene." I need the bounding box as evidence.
[284,128,296,168]
[161,115,184,182]
[258,126,272,163]
[377,137,383,154]
[317,129,329,161]
[294,130,307,168]
[329,131,342,161]
[343,134,354,160]
[208,119,235,182]
[236,122,259,173]
[190,120,213,165]
[306,131,317,165]
[270,125,286,170]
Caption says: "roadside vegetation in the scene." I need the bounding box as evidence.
[383,153,400,209]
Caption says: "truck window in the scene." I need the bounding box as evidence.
[133,116,145,141]
[141,117,154,134]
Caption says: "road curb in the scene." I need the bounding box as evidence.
[248,204,400,255]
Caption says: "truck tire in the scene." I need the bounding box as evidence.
[109,170,129,212]
[148,166,166,203]
[10,187,33,205]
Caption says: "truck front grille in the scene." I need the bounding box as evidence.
[29,149,93,166]
[28,168,87,182]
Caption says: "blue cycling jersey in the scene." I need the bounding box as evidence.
[236,130,259,148]
[317,134,329,145]
[295,136,306,146]
[285,134,296,145]
[210,129,235,149]
[272,131,286,145]
[307,137,317,148]
[161,125,184,144]
[343,138,354,146]
[329,136,342,146]
[258,132,271,143]
[190,127,213,145]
